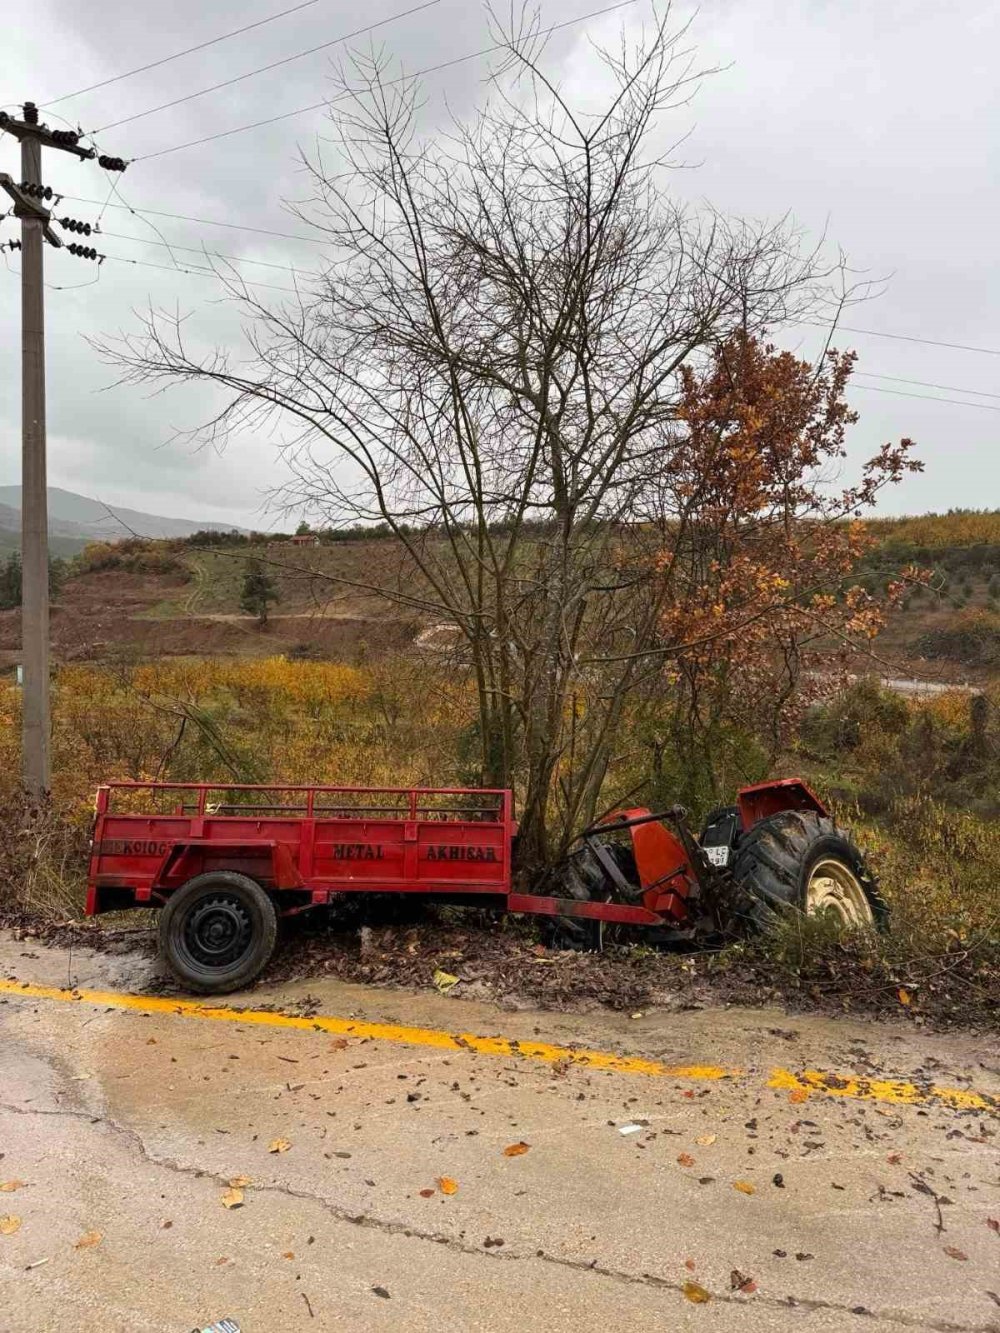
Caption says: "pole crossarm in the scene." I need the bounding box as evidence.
[0,108,96,160]
[0,173,63,247]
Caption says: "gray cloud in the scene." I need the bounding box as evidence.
[3,0,997,525]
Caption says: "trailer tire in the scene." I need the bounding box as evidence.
[731,810,888,934]
[159,872,279,994]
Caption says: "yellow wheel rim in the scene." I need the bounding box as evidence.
[805,858,874,928]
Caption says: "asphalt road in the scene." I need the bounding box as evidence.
[0,933,997,1333]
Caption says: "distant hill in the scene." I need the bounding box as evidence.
[0,486,245,554]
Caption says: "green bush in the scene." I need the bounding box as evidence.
[801,678,910,757]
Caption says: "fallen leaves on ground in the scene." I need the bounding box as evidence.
[437,1177,458,1196]
[788,1089,809,1104]
[330,1038,349,1050]
[372,1286,391,1299]
[733,1181,756,1195]
[0,1181,25,1193]
[282,1250,295,1260]
[943,1246,968,1261]
[677,1153,696,1168]
[221,1188,245,1210]
[432,969,460,994]
[696,1134,717,1147]
[268,1138,292,1154]
[897,988,912,1006]
[418,1188,435,1198]
[228,1175,252,1189]
[0,1216,22,1236]
[503,1142,530,1157]
[74,1230,102,1250]
[730,1269,757,1294]
[683,1280,711,1304]
[988,1218,999,1234]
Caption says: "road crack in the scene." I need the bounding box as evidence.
[0,1098,995,1333]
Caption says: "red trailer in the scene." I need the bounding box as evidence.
[88,779,885,992]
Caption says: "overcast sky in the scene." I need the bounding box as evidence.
[3,0,997,529]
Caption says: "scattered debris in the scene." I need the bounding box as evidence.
[436,1177,458,1195]
[268,1138,292,1154]
[733,1181,756,1195]
[502,1142,530,1157]
[221,1188,244,1210]
[730,1269,757,1294]
[73,1230,102,1250]
[372,1286,391,1299]
[0,1216,22,1236]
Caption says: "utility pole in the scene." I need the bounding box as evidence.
[0,103,120,796]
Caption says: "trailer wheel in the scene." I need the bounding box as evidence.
[159,872,278,994]
[731,810,888,933]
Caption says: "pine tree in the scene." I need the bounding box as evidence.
[240,558,279,626]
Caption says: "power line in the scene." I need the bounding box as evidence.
[91,0,442,134]
[852,383,1000,413]
[61,194,327,245]
[100,229,318,275]
[99,250,302,295]
[855,371,1000,401]
[41,0,327,107]
[132,0,638,161]
[803,320,1000,358]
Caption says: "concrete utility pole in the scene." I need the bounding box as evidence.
[19,116,50,797]
[0,103,121,796]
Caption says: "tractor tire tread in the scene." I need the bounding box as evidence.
[731,810,887,933]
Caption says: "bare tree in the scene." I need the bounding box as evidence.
[103,4,871,867]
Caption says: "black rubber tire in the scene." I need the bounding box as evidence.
[731,810,888,933]
[159,871,279,994]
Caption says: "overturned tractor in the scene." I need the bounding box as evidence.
[87,777,885,993]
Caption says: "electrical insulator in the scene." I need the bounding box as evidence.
[97,155,128,173]
[68,243,99,260]
[5,239,22,252]
[58,217,92,236]
[18,183,54,201]
[51,129,80,146]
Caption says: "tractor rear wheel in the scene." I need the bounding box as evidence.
[731,810,887,933]
[159,871,279,994]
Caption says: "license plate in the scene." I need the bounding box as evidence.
[703,845,730,868]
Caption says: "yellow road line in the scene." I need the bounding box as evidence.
[0,978,734,1081]
[0,978,996,1113]
[768,1066,995,1113]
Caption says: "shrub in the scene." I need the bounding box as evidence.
[917,610,1000,667]
[0,790,89,923]
[74,539,186,577]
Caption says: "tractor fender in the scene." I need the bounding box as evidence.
[735,778,828,832]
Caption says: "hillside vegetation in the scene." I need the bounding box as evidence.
[3,509,1000,681]
[0,655,995,1023]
